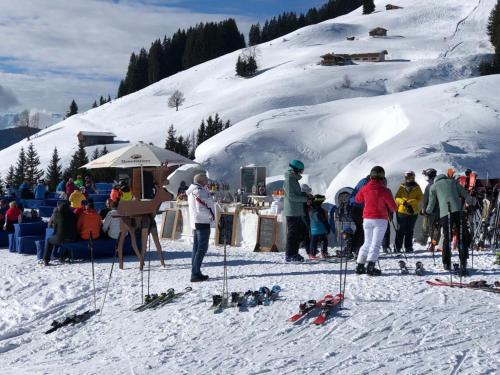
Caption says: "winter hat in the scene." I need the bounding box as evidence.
[194,173,208,185]
[422,168,437,180]
[342,226,354,234]
[369,166,385,180]
[289,159,305,172]
[300,184,312,194]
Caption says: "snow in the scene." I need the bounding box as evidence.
[1,1,500,373]
[1,241,499,374]
[0,0,497,191]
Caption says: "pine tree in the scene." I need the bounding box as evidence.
[117,80,128,98]
[64,141,88,180]
[363,0,375,15]
[66,100,78,119]
[197,120,206,146]
[100,145,108,156]
[25,143,44,185]
[175,135,190,158]
[6,165,15,187]
[91,147,100,160]
[92,100,98,108]
[0,173,4,196]
[249,23,262,46]
[107,95,111,103]
[487,1,500,72]
[165,125,178,151]
[99,96,106,105]
[46,147,62,191]
[14,147,27,187]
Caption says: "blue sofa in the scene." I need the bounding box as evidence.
[12,222,48,254]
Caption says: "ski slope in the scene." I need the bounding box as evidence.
[0,241,498,374]
[0,0,497,193]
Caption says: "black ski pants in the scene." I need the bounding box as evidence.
[309,234,328,255]
[439,211,470,268]
[395,213,418,251]
[286,216,308,257]
[351,206,364,252]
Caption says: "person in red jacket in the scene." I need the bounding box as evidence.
[354,166,397,276]
[76,201,101,240]
[3,201,22,233]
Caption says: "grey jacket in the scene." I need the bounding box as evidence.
[283,170,308,217]
[426,174,473,218]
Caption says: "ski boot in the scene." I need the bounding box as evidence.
[320,251,330,259]
[355,263,366,275]
[366,262,381,276]
[453,263,460,274]
[458,262,469,277]
[398,260,409,274]
[415,261,425,276]
[495,252,500,266]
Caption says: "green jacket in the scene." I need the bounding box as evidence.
[426,174,472,218]
[283,170,308,217]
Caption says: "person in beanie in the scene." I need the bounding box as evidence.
[43,200,77,266]
[394,171,423,253]
[354,166,397,276]
[308,194,330,259]
[283,160,311,262]
[420,168,441,250]
[186,173,215,282]
[426,172,474,275]
[301,183,313,253]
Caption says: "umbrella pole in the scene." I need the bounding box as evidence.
[141,164,144,200]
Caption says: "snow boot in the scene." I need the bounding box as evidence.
[366,261,381,276]
[398,260,409,274]
[415,261,425,276]
[355,263,366,275]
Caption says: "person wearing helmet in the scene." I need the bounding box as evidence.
[354,166,397,276]
[426,172,474,275]
[420,168,440,250]
[394,171,423,253]
[284,160,311,262]
[308,194,331,259]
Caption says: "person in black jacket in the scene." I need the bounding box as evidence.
[420,168,441,250]
[43,201,78,266]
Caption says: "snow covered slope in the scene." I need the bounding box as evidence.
[0,0,496,185]
[1,241,499,374]
[197,75,500,198]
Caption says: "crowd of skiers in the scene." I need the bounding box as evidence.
[283,160,480,277]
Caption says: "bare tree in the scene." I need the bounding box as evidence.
[31,112,40,129]
[15,110,33,140]
[168,90,186,111]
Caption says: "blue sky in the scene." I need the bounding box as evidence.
[0,0,325,116]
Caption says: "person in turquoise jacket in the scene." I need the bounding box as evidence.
[283,160,311,262]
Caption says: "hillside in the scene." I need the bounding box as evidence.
[0,0,496,191]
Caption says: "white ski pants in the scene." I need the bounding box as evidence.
[357,219,388,264]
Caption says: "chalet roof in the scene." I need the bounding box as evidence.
[350,50,388,57]
[77,131,116,137]
[370,27,388,32]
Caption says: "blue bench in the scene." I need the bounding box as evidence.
[13,222,47,254]
[88,194,109,203]
[39,206,55,218]
[95,183,113,192]
[0,231,9,248]
[44,199,60,207]
[20,199,45,209]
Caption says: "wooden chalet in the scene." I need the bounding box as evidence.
[77,131,116,147]
[350,50,388,62]
[320,53,351,66]
[386,4,403,10]
[369,27,388,37]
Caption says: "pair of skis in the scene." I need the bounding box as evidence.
[134,287,192,312]
[288,293,344,325]
[426,279,500,293]
[45,309,100,334]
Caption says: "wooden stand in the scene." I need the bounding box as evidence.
[254,215,278,252]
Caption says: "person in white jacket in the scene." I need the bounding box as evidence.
[187,173,215,282]
[102,201,121,240]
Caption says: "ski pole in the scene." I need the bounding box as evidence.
[447,202,453,285]
[339,220,343,301]
[342,241,348,309]
[89,233,97,312]
[100,234,120,317]
[459,210,464,283]
[147,233,151,296]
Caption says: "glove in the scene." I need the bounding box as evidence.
[403,201,414,215]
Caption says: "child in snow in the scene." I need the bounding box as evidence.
[308,195,331,259]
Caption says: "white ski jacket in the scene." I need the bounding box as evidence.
[186,183,215,228]
[102,209,121,240]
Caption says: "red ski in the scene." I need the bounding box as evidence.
[426,279,500,293]
[288,294,333,323]
[312,293,344,325]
